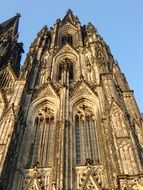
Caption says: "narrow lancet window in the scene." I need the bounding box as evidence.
[58,63,63,81]
[61,34,73,45]
[75,114,81,164]
[31,106,55,167]
[75,104,99,165]
[69,62,73,82]
[58,59,74,83]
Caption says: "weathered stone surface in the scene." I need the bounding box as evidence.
[0,10,143,190]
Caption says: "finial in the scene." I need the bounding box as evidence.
[67,9,72,14]
[43,25,47,29]
[47,76,51,82]
[75,16,80,23]
[56,18,61,23]
[33,161,40,169]
[16,13,21,17]
[80,74,84,81]
[85,158,93,166]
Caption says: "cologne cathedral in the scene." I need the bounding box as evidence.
[0,10,143,190]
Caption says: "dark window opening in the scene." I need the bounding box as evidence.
[58,63,63,81]
[75,115,81,164]
[61,34,73,45]
[75,111,99,165]
[58,60,74,83]
[69,62,73,81]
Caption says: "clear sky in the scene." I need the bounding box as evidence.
[0,0,143,111]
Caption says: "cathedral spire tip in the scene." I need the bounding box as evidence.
[67,9,73,13]
[16,13,21,17]
[62,9,78,24]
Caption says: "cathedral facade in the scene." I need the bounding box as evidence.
[0,10,143,190]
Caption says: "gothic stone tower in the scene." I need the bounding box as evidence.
[0,10,143,190]
[0,13,24,189]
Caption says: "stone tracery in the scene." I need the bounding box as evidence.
[31,105,56,167]
[0,10,143,190]
[58,58,74,83]
[74,103,99,165]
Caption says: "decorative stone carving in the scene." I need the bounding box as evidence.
[54,43,78,61]
[0,11,143,190]
[76,165,108,190]
[22,167,52,190]
[70,81,95,99]
[87,23,96,34]
[75,103,94,121]
[85,56,92,72]
[118,175,143,190]
[32,83,59,101]
[36,105,55,124]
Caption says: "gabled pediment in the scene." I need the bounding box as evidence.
[32,83,59,103]
[5,64,17,81]
[76,166,103,190]
[84,47,92,55]
[110,99,123,116]
[59,20,77,32]
[61,9,78,27]
[22,168,52,190]
[24,177,41,190]
[70,81,97,100]
[54,43,79,59]
[83,176,101,190]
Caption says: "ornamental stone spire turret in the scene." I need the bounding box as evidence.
[0,13,24,75]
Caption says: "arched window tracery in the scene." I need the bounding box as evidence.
[58,58,74,83]
[31,105,56,167]
[58,63,63,81]
[74,104,99,165]
[61,34,73,45]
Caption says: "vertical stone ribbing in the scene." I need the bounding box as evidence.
[0,10,143,190]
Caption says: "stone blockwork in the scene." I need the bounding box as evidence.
[0,10,143,190]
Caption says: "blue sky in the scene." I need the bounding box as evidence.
[0,0,143,111]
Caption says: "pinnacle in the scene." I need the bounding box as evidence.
[0,14,20,35]
[62,9,78,25]
[16,13,21,17]
[66,9,73,14]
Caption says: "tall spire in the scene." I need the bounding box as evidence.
[0,13,23,76]
[0,13,20,38]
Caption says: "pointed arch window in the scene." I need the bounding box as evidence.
[31,106,55,167]
[68,62,73,81]
[75,114,81,164]
[58,63,63,81]
[61,34,73,45]
[75,104,99,165]
[58,59,74,83]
